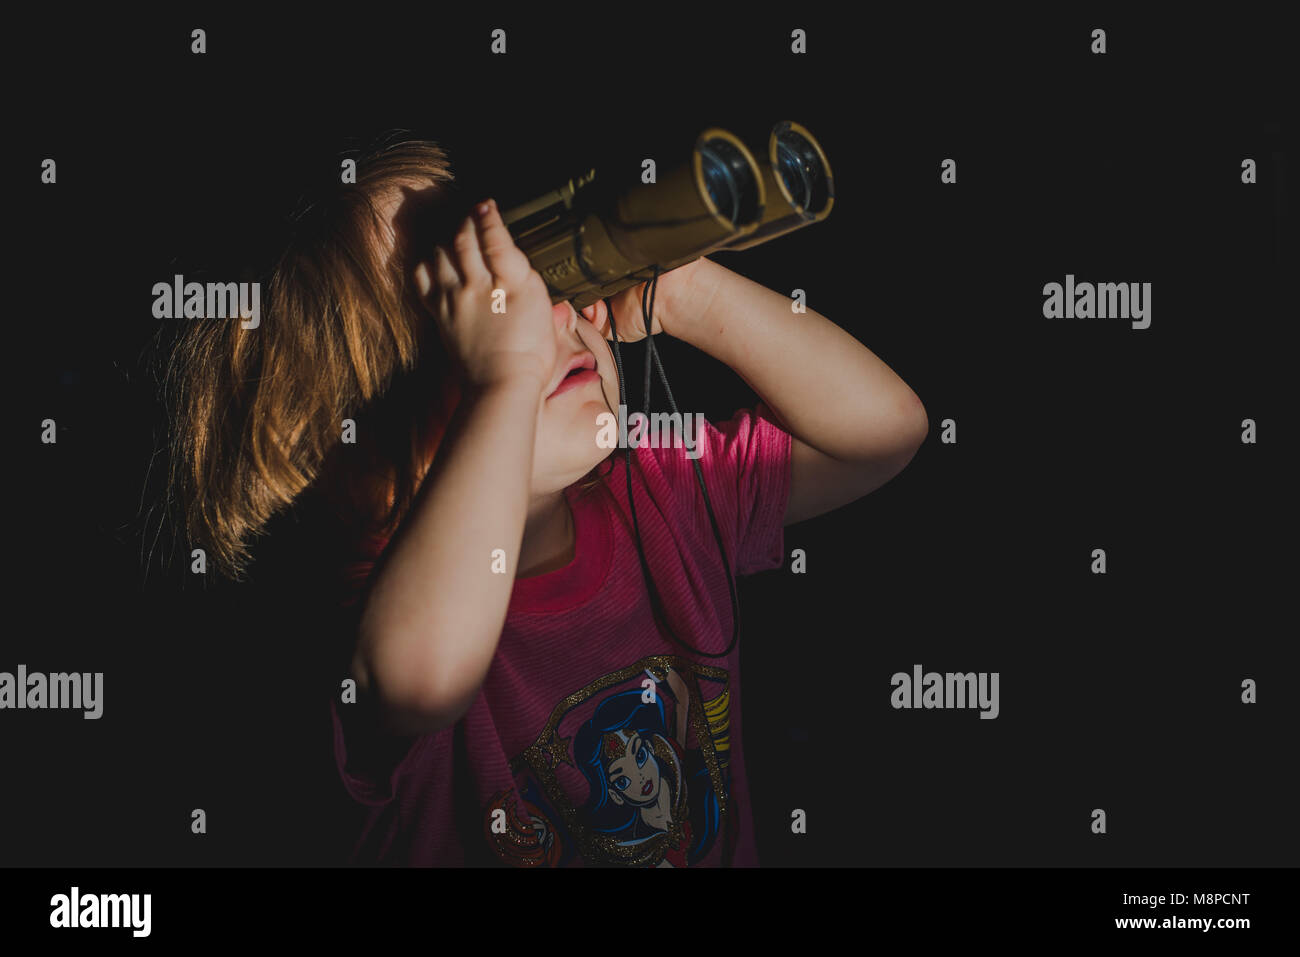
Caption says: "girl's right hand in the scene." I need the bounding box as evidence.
[414,198,557,394]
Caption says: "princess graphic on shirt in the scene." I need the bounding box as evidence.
[572,664,723,867]
[487,658,734,867]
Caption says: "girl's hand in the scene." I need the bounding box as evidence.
[580,257,712,343]
[414,198,557,394]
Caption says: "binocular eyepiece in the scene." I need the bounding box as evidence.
[493,120,834,310]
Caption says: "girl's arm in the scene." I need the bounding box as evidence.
[660,258,929,525]
[351,199,559,738]
[352,377,545,736]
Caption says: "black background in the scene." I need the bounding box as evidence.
[6,8,1294,868]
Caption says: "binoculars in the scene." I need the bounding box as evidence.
[496,120,834,311]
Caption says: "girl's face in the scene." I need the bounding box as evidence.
[386,184,619,495]
[530,299,619,494]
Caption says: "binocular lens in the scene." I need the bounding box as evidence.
[698,137,759,226]
[775,129,830,214]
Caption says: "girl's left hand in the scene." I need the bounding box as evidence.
[578,257,710,342]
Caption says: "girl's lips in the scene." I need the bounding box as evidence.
[641,780,653,796]
[547,368,599,399]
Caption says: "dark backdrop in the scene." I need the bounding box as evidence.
[7,8,1294,867]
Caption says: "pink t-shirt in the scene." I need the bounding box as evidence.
[329,406,792,866]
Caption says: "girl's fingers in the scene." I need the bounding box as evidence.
[473,199,531,286]
[431,246,459,291]
[422,246,459,318]
[579,300,610,337]
[604,293,646,342]
[451,210,488,286]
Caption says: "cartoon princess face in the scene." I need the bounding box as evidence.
[493,658,732,867]
[603,729,663,807]
[575,692,685,837]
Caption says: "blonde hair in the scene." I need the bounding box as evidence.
[162,139,463,581]
[160,137,611,587]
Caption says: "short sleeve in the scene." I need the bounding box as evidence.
[311,466,435,805]
[692,405,793,576]
[328,526,432,806]
[330,689,433,806]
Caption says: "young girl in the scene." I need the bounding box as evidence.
[165,139,928,867]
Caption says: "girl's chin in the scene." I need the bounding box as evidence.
[550,417,617,461]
